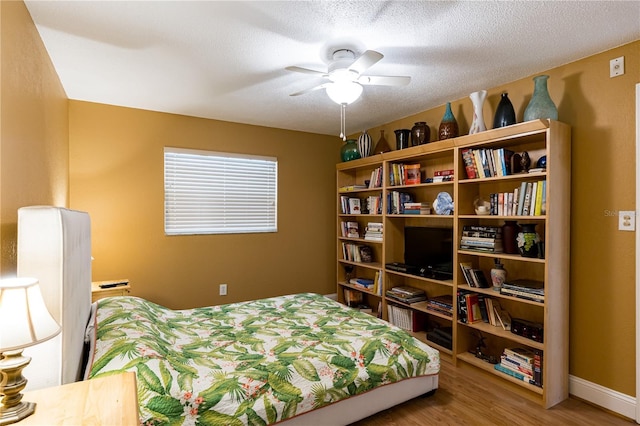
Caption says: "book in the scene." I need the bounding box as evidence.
[340,184,367,191]
[485,298,497,326]
[349,198,361,214]
[533,350,543,387]
[404,164,421,185]
[521,182,533,216]
[529,181,538,216]
[534,180,544,215]
[466,293,483,323]
[470,269,491,288]
[346,221,360,238]
[457,291,468,323]
[461,148,478,179]
[494,306,512,330]
[504,347,536,364]
[517,181,527,215]
[477,293,489,322]
[459,262,475,287]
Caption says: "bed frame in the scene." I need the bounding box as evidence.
[17,206,438,424]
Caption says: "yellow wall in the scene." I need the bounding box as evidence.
[361,40,639,396]
[6,0,640,401]
[69,102,340,309]
[0,1,68,274]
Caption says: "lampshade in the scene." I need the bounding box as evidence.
[0,278,60,352]
[326,81,363,105]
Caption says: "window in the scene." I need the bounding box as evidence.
[164,147,277,235]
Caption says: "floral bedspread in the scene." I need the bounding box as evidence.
[88,293,439,425]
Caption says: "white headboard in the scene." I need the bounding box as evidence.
[17,206,92,391]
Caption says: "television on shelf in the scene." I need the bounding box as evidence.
[403,226,454,280]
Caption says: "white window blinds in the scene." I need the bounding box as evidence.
[164,147,277,235]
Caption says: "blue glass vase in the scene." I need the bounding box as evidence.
[524,75,558,121]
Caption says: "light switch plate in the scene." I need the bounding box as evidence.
[618,210,635,231]
[610,56,625,77]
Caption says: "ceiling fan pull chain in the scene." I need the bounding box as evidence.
[340,103,347,140]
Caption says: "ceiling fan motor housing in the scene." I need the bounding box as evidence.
[328,49,359,82]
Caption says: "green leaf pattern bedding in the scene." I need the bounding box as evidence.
[88,293,439,425]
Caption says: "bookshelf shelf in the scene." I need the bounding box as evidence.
[336,119,569,408]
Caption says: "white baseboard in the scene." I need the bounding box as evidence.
[569,374,635,421]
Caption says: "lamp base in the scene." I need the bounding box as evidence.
[0,350,34,425]
[0,401,35,425]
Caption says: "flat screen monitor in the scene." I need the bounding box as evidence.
[404,226,453,271]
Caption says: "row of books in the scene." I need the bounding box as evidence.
[340,221,360,238]
[460,225,503,253]
[459,262,491,288]
[387,304,425,332]
[403,201,432,215]
[389,163,421,186]
[500,279,544,302]
[461,147,515,179]
[348,271,382,296]
[387,191,413,214]
[386,285,427,304]
[368,166,383,188]
[494,347,543,387]
[425,294,454,317]
[341,243,373,263]
[364,222,383,241]
[340,196,362,214]
[485,180,547,217]
[365,195,382,215]
[457,291,511,330]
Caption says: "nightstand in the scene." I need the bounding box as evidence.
[21,372,138,425]
[91,279,131,302]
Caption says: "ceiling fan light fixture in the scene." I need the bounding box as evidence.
[326,81,363,105]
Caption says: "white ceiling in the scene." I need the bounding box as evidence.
[25,1,640,138]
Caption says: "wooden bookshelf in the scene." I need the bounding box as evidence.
[336,120,570,408]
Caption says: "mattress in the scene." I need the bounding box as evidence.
[87,293,439,425]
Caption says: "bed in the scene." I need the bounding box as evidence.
[17,207,440,425]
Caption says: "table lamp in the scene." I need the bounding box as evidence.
[0,278,60,424]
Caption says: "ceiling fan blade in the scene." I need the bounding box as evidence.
[348,50,383,74]
[289,83,330,96]
[285,66,328,77]
[358,75,411,86]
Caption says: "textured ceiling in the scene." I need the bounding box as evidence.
[25,1,640,138]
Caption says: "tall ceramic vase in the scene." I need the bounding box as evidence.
[493,92,516,128]
[524,75,558,121]
[438,102,459,140]
[468,90,487,135]
[357,130,372,158]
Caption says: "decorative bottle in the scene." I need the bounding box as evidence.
[517,223,540,258]
[524,75,558,122]
[493,92,516,128]
[372,130,391,154]
[501,221,520,254]
[340,139,361,162]
[394,129,411,150]
[357,130,372,158]
[438,102,459,140]
[410,122,430,146]
[490,260,507,292]
[468,90,487,134]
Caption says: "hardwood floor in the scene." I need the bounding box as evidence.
[351,356,635,426]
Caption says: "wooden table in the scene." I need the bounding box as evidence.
[20,372,138,425]
[91,279,131,302]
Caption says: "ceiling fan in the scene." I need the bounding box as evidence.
[286,49,410,102]
[286,49,410,139]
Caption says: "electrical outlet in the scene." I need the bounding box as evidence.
[618,210,635,231]
[610,56,625,77]
[219,283,228,296]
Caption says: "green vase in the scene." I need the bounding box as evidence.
[340,139,361,162]
[524,75,558,121]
